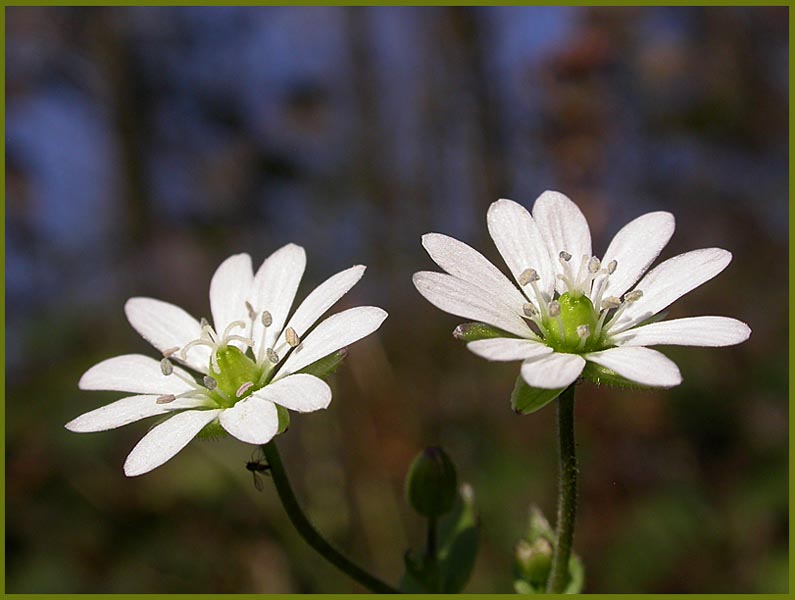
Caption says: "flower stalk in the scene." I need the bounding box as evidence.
[261,440,398,594]
[546,383,577,593]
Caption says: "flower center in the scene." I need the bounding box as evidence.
[156,304,303,410]
[211,345,261,406]
[544,292,599,353]
[517,251,643,354]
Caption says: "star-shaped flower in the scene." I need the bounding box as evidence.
[66,245,387,476]
[413,191,750,413]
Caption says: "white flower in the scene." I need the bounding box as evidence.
[66,245,387,476]
[413,191,750,408]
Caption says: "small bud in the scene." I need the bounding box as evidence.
[607,259,618,274]
[261,311,273,328]
[156,394,176,405]
[405,446,458,518]
[522,303,537,318]
[515,537,553,585]
[624,290,643,303]
[285,327,300,348]
[160,358,173,376]
[548,301,561,318]
[602,296,621,310]
[266,348,280,364]
[559,251,572,262]
[588,256,601,273]
[203,375,218,391]
[518,268,540,286]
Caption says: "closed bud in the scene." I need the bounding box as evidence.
[515,537,553,585]
[405,446,458,518]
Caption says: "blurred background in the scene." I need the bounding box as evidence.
[5,6,788,593]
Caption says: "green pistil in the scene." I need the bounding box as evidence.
[544,293,600,353]
[211,346,263,407]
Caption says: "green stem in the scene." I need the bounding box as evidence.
[261,440,398,593]
[425,516,439,592]
[546,383,578,594]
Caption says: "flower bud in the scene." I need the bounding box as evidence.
[405,446,458,518]
[514,537,553,586]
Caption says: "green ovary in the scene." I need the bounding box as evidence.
[544,292,600,353]
[212,346,262,406]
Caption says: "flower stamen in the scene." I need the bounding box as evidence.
[602,290,643,334]
[519,267,550,319]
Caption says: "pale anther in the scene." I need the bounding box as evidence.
[203,375,218,390]
[160,358,173,376]
[523,302,537,317]
[548,300,561,318]
[607,259,617,274]
[519,268,540,286]
[200,317,209,329]
[559,251,572,262]
[624,290,643,303]
[602,296,621,310]
[245,301,257,321]
[576,324,591,339]
[266,348,279,364]
[285,327,300,348]
[156,394,176,405]
[236,381,254,398]
[261,311,273,328]
[588,257,601,273]
[162,346,179,358]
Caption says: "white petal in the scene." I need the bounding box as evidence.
[520,352,585,389]
[79,354,196,394]
[422,233,528,309]
[273,265,365,351]
[609,248,733,333]
[467,338,552,362]
[253,373,332,413]
[611,316,751,347]
[249,244,306,353]
[413,271,533,338]
[125,297,210,373]
[586,346,682,387]
[219,395,279,444]
[276,306,387,378]
[209,253,253,339]
[123,409,222,476]
[599,211,675,299]
[487,198,556,299]
[65,395,209,432]
[531,191,592,294]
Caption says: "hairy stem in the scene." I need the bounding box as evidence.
[546,383,578,593]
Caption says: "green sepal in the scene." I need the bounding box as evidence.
[563,553,585,594]
[276,404,290,434]
[297,348,348,379]
[437,484,479,593]
[510,376,564,415]
[453,322,516,342]
[581,361,653,390]
[196,417,227,440]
